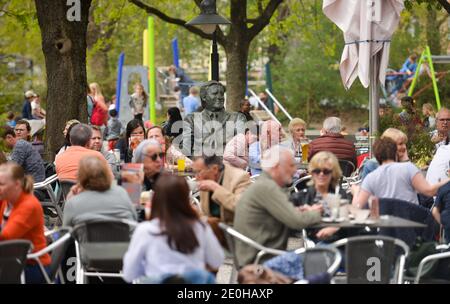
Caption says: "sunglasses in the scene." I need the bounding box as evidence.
[311,168,333,176]
[144,152,165,161]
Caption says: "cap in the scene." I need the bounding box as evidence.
[25,90,37,98]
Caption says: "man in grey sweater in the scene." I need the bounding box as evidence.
[1,126,45,182]
[233,145,323,267]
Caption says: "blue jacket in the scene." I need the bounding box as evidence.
[435,182,450,241]
[22,100,33,120]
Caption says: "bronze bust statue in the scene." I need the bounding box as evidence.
[183,81,246,157]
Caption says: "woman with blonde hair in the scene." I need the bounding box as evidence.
[381,127,409,162]
[422,103,436,130]
[89,82,108,126]
[0,162,51,283]
[282,117,309,160]
[290,151,352,242]
[360,127,410,180]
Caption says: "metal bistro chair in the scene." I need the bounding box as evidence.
[72,219,135,284]
[413,243,450,284]
[0,240,33,284]
[332,235,409,284]
[34,174,63,224]
[27,227,73,284]
[338,160,356,178]
[219,223,341,283]
[291,175,312,193]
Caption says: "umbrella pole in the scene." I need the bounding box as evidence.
[369,54,380,158]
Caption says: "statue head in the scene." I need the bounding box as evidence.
[200,81,226,112]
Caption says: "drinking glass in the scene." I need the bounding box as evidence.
[301,143,309,164]
[177,158,186,172]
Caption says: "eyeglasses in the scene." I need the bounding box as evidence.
[311,168,333,176]
[144,152,165,161]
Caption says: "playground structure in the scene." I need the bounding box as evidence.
[408,46,449,110]
[384,46,448,110]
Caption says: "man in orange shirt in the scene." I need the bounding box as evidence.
[0,162,51,283]
[55,124,112,181]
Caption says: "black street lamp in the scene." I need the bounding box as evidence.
[186,0,231,81]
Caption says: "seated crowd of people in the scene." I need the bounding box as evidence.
[1,100,450,284]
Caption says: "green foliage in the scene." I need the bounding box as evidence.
[269,0,367,124]
[0,0,45,113]
[405,0,443,11]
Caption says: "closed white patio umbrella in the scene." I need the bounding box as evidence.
[323,0,404,154]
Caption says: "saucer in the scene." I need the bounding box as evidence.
[350,219,376,225]
[322,217,345,223]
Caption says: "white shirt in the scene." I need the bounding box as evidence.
[122,218,224,282]
[426,144,450,185]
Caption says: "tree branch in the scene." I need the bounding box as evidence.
[257,0,263,15]
[438,0,450,14]
[128,0,215,41]
[247,0,283,40]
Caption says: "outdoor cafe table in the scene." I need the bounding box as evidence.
[311,215,427,229]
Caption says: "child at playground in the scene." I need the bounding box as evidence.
[104,109,122,151]
[398,53,418,93]
[6,112,16,128]
[129,83,148,121]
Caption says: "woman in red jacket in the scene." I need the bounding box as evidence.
[0,162,51,283]
[89,82,108,127]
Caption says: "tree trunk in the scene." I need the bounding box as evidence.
[224,0,249,112]
[35,0,92,160]
[225,39,249,112]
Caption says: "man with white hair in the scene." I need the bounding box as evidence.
[308,117,356,167]
[132,139,165,191]
[431,107,450,150]
[233,145,323,267]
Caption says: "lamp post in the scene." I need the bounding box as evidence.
[186,0,231,81]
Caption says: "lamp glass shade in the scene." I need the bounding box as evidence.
[196,24,217,34]
[186,14,231,34]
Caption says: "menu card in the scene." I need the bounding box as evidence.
[120,163,144,207]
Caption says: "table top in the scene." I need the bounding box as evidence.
[311,215,427,229]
